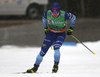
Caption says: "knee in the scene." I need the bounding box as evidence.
[54,44,61,50]
[40,50,46,57]
[54,41,63,50]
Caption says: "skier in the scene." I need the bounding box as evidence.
[26,2,76,73]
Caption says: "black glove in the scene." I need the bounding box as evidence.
[44,28,49,35]
[67,27,73,35]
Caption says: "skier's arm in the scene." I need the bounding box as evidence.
[42,11,49,35]
[70,14,76,28]
[65,12,76,28]
[42,11,48,28]
[65,12,76,35]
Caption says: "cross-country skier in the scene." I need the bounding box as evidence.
[26,2,76,73]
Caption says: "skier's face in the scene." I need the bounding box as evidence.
[52,11,59,18]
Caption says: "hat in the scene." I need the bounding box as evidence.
[51,2,60,12]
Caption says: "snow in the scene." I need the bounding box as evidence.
[0,41,100,77]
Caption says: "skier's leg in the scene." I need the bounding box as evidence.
[54,49,60,63]
[26,32,56,73]
[52,35,65,73]
[35,33,55,65]
[35,53,43,65]
[54,36,65,63]
[26,53,43,73]
[26,36,54,73]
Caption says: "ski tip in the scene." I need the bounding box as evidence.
[94,53,96,55]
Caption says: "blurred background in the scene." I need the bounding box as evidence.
[0,0,100,46]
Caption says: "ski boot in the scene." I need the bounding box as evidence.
[26,64,39,73]
[52,62,59,73]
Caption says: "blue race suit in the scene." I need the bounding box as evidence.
[35,11,76,65]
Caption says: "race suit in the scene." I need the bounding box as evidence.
[35,10,76,65]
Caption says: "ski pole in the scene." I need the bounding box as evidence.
[71,35,96,55]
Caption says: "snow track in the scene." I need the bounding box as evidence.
[0,41,100,77]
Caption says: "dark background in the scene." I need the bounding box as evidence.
[48,0,100,18]
[0,0,100,46]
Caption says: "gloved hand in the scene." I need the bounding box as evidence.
[67,27,73,35]
[44,28,49,35]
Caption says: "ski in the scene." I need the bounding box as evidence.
[13,72,51,74]
[13,72,27,74]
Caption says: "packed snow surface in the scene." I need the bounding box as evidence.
[0,41,100,77]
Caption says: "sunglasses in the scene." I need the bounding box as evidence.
[52,11,59,14]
